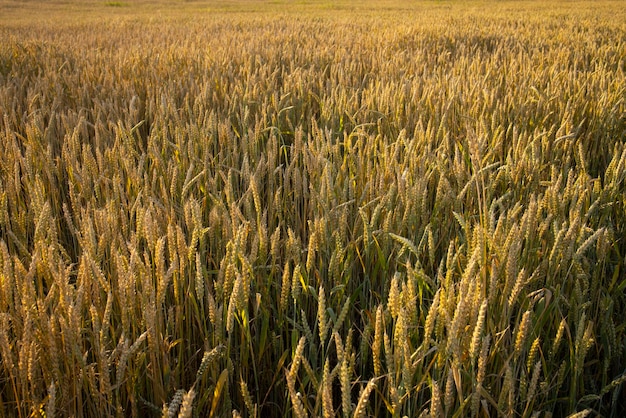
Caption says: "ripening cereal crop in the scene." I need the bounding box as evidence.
[0,0,625,417]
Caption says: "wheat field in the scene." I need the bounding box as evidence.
[1,0,625,417]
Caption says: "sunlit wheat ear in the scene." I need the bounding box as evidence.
[300,309,315,346]
[469,298,487,363]
[472,335,490,416]
[286,338,308,418]
[195,252,204,308]
[340,354,352,418]
[305,230,317,273]
[177,387,195,418]
[291,263,303,301]
[352,378,376,418]
[444,367,455,414]
[402,274,418,323]
[195,345,225,384]
[551,317,566,356]
[270,226,281,260]
[514,310,532,357]
[430,379,443,418]
[207,290,217,326]
[317,286,329,344]
[331,230,344,274]
[290,336,306,380]
[388,273,401,319]
[383,328,397,407]
[286,375,308,418]
[334,332,345,363]
[507,266,527,310]
[526,337,541,372]
[250,175,261,220]
[226,275,243,335]
[322,359,334,418]
[286,228,300,263]
[447,293,467,363]
[372,305,383,376]
[332,297,351,336]
[423,289,439,345]
[280,262,291,313]
[504,225,521,288]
